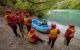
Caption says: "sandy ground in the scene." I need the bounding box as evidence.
[0,17,80,50]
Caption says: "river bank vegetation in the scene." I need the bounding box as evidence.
[0,0,80,17]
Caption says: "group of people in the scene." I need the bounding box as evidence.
[47,24,75,48]
[5,9,76,48]
[5,9,32,37]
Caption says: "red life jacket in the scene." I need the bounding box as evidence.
[28,32,38,42]
[65,28,75,38]
[16,15,24,23]
[16,15,20,23]
[49,28,58,39]
[19,15,24,21]
[24,18,32,26]
[7,15,17,26]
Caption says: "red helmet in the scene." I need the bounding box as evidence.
[6,9,11,14]
[30,28,35,33]
[19,11,22,14]
[26,13,30,16]
[69,24,75,28]
[16,12,19,15]
[51,24,56,28]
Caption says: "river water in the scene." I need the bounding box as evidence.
[44,10,80,40]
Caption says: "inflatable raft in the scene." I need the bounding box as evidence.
[32,19,51,32]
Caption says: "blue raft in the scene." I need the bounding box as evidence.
[32,19,51,32]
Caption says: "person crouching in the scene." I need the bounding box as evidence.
[27,28,44,43]
[24,14,32,32]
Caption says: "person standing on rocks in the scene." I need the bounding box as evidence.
[64,24,76,46]
[24,13,32,32]
[15,11,24,33]
[15,11,25,38]
[5,9,20,37]
[47,24,60,48]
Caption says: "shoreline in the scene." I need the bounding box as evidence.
[47,21,80,40]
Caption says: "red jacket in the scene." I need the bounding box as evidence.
[31,34,39,40]
[19,15,24,20]
[16,15,24,23]
[48,28,60,39]
[25,18,32,26]
[7,15,17,26]
[48,28,60,34]
[65,28,75,38]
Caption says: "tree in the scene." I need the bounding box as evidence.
[15,0,64,16]
[53,0,80,9]
[1,0,80,18]
[0,0,16,6]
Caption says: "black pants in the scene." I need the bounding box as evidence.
[10,25,19,36]
[31,38,44,44]
[17,21,24,32]
[26,25,31,32]
[66,37,71,46]
[48,38,56,48]
[35,38,44,43]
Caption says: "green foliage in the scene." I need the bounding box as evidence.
[15,0,29,11]
[53,0,80,9]
[0,0,15,6]
[13,0,64,18]
[1,0,80,18]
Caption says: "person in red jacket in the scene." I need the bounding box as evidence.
[5,10,20,37]
[15,11,24,32]
[64,24,76,46]
[28,28,44,43]
[24,14,32,32]
[47,24,60,48]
